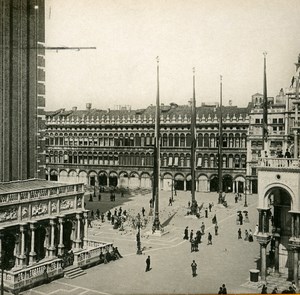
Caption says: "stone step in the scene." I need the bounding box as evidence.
[64,266,86,279]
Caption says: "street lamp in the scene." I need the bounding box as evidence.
[136,213,142,255]
[244,178,248,207]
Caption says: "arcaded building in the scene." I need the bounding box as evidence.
[45,102,251,194]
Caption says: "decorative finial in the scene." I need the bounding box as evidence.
[263,51,267,57]
[193,67,195,74]
[220,75,223,81]
[156,56,159,64]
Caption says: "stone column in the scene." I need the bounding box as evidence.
[29,221,37,265]
[57,216,65,256]
[19,224,26,267]
[184,180,186,191]
[260,242,268,282]
[292,247,299,286]
[48,217,56,258]
[83,210,89,248]
[73,213,82,250]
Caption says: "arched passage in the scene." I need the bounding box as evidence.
[223,175,233,193]
[98,172,108,186]
[210,176,219,192]
[262,187,293,276]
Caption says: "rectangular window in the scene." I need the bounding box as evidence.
[278,118,284,124]
[272,118,278,124]
[255,118,260,124]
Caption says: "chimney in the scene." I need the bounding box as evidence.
[86,103,92,110]
[72,106,77,111]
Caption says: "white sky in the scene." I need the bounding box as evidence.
[45,0,300,111]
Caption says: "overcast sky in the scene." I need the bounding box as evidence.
[45,0,300,111]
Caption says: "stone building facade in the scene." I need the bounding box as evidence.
[45,102,251,194]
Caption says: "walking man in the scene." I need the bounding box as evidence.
[191,260,197,277]
[238,228,242,239]
[201,222,205,234]
[207,232,212,245]
[183,226,189,240]
[142,207,145,217]
[215,223,219,236]
[190,229,194,242]
[169,197,172,206]
[145,256,151,272]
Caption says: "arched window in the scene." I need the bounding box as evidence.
[204,134,209,147]
[174,134,179,147]
[235,134,240,148]
[169,134,173,147]
[162,134,168,147]
[210,134,215,148]
[180,134,185,147]
[186,134,191,147]
[198,134,203,147]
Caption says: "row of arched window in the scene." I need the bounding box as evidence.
[46,151,246,169]
[45,132,247,148]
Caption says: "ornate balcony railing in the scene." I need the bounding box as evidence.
[259,157,300,168]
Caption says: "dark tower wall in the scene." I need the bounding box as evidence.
[0,0,45,182]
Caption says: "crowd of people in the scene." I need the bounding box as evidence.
[261,281,297,294]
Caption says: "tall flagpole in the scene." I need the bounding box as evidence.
[262,52,268,151]
[190,67,198,215]
[153,56,161,230]
[218,75,223,204]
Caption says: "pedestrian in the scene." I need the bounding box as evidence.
[101,212,105,223]
[169,197,172,206]
[207,232,212,245]
[235,194,238,203]
[221,284,227,294]
[88,216,93,228]
[205,208,208,218]
[98,193,101,201]
[238,228,242,239]
[114,209,117,216]
[183,226,189,240]
[244,211,249,223]
[215,223,219,236]
[142,207,145,217]
[239,213,243,225]
[209,203,212,212]
[218,287,223,294]
[191,260,197,277]
[91,210,94,219]
[261,284,268,294]
[190,229,194,242]
[248,229,253,242]
[201,222,205,234]
[96,209,100,219]
[145,255,151,272]
[188,201,191,208]
[271,287,278,294]
[196,230,202,244]
[212,214,217,224]
[149,199,152,207]
[244,230,249,241]
[107,210,111,221]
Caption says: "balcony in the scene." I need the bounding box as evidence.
[258,157,300,169]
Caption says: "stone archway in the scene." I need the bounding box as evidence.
[265,187,293,276]
[98,172,108,186]
[223,175,233,193]
[210,176,219,192]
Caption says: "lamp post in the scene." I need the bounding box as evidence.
[136,213,142,255]
[244,178,248,207]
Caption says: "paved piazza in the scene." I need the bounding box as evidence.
[21,190,260,295]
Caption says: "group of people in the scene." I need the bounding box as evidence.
[236,211,249,225]
[218,284,227,294]
[261,281,297,294]
[237,228,254,242]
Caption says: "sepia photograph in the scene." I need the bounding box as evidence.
[1,0,300,294]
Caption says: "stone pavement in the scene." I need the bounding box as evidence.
[18,191,262,295]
